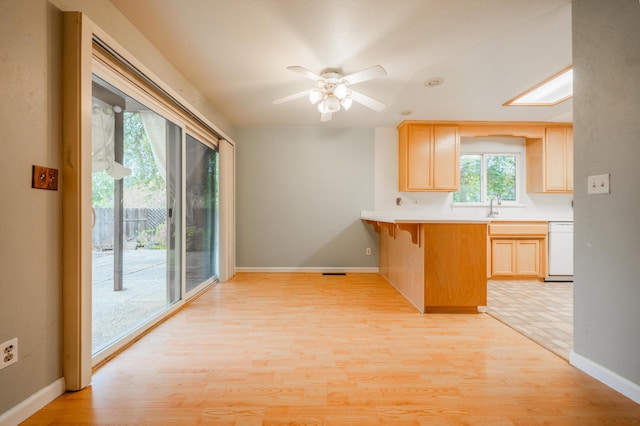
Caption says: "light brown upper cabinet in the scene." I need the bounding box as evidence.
[399,121,572,193]
[526,126,574,193]
[398,122,459,192]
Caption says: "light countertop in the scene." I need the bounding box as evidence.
[360,210,572,224]
[360,211,490,224]
[489,217,573,222]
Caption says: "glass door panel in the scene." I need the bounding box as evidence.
[185,134,219,293]
[91,75,181,354]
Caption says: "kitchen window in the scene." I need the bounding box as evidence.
[453,138,523,205]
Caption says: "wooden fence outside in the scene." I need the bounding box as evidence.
[92,208,166,250]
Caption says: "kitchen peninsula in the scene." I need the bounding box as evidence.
[362,211,489,313]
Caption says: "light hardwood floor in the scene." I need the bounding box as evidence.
[24,273,640,425]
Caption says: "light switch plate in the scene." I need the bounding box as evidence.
[587,173,610,194]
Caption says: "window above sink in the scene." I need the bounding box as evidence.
[453,137,525,206]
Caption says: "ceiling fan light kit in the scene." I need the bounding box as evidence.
[340,97,353,110]
[309,88,324,104]
[318,95,340,113]
[333,82,349,99]
[274,65,387,121]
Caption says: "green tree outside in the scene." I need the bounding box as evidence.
[454,154,481,203]
[453,154,516,203]
[487,154,516,201]
[92,112,165,208]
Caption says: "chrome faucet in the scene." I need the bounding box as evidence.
[488,194,500,217]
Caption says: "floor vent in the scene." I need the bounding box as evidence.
[322,272,347,276]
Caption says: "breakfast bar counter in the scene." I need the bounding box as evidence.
[361,211,489,313]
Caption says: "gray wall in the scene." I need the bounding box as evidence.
[0,0,63,413]
[573,0,640,384]
[235,127,378,269]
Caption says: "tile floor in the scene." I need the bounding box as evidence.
[485,279,573,360]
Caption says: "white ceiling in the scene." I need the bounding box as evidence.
[109,0,573,128]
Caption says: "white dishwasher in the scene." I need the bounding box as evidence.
[546,221,573,281]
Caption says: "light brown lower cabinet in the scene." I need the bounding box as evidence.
[491,239,540,277]
[488,221,547,279]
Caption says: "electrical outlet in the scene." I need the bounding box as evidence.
[1,338,18,370]
[32,165,58,190]
[366,248,372,256]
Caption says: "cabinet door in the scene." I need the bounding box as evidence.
[433,126,459,190]
[399,124,433,191]
[566,128,574,191]
[398,123,460,192]
[491,239,515,276]
[545,127,570,191]
[515,239,539,276]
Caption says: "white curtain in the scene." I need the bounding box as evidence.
[91,97,131,179]
[139,110,167,182]
[219,139,236,281]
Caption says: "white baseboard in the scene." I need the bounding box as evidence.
[0,377,65,426]
[235,267,379,273]
[570,351,640,404]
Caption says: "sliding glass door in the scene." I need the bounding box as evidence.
[60,23,231,388]
[91,75,182,354]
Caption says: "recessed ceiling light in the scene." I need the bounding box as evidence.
[424,77,444,87]
[504,66,573,106]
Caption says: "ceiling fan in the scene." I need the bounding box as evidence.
[273,65,387,121]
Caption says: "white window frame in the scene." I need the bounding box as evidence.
[453,138,525,206]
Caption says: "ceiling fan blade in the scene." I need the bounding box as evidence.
[349,90,386,112]
[273,89,311,105]
[343,65,387,85]
[287,66,323,81]
[320,112,333,122]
